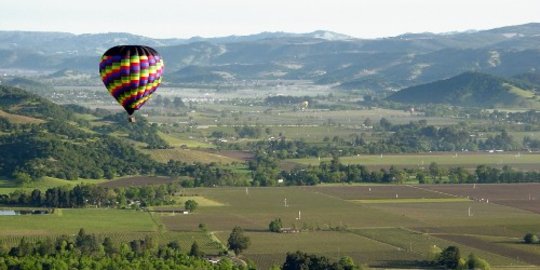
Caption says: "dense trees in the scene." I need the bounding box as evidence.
[438,246,461,269]
[279,158,540,185]
[0,229,245,270]
[282,251,363,270]
[0,126,158,180]
[241,120,522,163]
[428,246,490,270]
[264,96,312,107]
[99,113,171,149]
[0,183,180,208]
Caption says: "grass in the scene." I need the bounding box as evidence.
[505,83,536,99]
[215,230,420,269]
[156,185,540,268]
[150,195,226,211]
[288,152,540,169]
[369,201,540,236]
[3,184,540,268]
[309,184,455,200]
[0,109,45,124]
[141,148,239,164]
[0,177,108,194]
[159,187,420,232]
[0,208,156,237]
[158,131,214,148]
[349,198,470,204]
[352,228,521,266]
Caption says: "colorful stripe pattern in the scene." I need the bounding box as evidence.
[99,45,164,115]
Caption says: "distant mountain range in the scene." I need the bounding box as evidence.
[1,23,540,92]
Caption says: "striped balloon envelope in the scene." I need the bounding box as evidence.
[99,45,164,121]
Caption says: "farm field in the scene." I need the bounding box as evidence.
[98,176,177,188]
[141,148,240,164]
[422,183,540,214]
[156,185,540,268]
[308,184,456,200]
[3,184,540,268]
[147,106,455,127]
[0,208,157,237]
[288,152,540,170]
[352,228,518,266]
[0,177,107,194]
[157,131,215,148]
[214,230,420,269]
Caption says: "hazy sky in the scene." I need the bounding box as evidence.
[1,0,540,39]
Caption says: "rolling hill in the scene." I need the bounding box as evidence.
[0,85,162,180]
[387,72,540,107]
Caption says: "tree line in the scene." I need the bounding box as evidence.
[236,120,522,163]
[0,228,252,270]
[0,183,182,208]
[249,154,540,186]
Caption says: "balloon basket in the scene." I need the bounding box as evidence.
[128,116,136,123]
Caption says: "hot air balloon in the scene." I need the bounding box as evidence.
[99,45,164,122]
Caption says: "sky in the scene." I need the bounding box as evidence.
[1,0,540,39]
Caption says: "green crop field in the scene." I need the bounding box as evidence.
[215,230,420,269]
[141,148,240,164]
[0,208,157,237]
[3,184,540,268]
[155,185,540,268]
[288,152,540,170]
[157,131,215,148]
[0,177,107,194]
[352,228,520,266]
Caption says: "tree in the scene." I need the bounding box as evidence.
[103,237,117,255]
[30,189,41,206]
[227,226,250,256]
[524,233,539,244]
[282,251,338,270]
[466,253,490,270]
[427,244,442,261]
[338,256,358,270]
[269,218,283,233]
[185,199,199,212]
[438,246,460,269]
[416,171,427,184]
[189,241,203,257]
[37,238,55,256]
[167,240,181,251]
[379,118,392,130]
[429,162,440,180]
[13,171,33,187]
[173,97,185,107]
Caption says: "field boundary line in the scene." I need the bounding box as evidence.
[406,185,463,198]
[349,198,470,204]
[145,210,163,233]
[209,231,227,251]
[349,228,424,257]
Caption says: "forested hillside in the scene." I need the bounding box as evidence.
[0,86,163,180]
[387,72,540,107]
